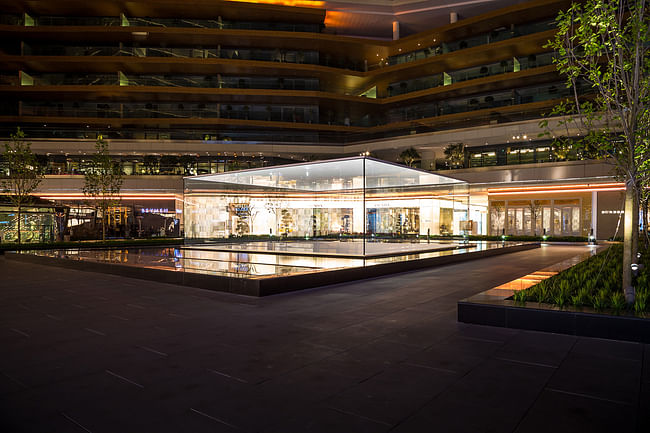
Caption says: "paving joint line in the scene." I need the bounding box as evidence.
[105,369,144,388]
[10,328,30,338]
[206,368,249,384]
[139,346,168,357]
[545,387,633,407]
[61,412,93,433]
[493,357,557,369]
[509,337,578,432]
[327,406,392,427]
[84,328,106,336]
[190,408,242,430]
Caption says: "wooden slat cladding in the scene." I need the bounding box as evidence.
[0,0,326,23]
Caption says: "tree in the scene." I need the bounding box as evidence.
[443,143,465,168]
[1,128,43,243]
[83,136,123,241]
[398,147,421,167]
[543,0,650,303]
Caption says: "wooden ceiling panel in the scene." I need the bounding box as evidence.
[0,0,325,23]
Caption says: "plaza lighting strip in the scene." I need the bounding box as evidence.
[487,182,625,195]
[35,193,180,201]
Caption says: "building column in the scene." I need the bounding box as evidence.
[392,21,399,40]
[592,191,598,238]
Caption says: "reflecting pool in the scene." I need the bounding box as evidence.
[20,240,527,279]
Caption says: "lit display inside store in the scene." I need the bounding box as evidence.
[183,157,472,256]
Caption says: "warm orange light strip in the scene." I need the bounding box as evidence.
[491,187,625,195]
[227,0,324,8]
[488,182,625,193]
[488,182,624,195]
[37,194,179,201]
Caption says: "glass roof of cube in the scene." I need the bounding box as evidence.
[185,156,465,192]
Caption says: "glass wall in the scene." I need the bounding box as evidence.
[0,204,58,243]
[488,196,591,237]
[184,157,469,256]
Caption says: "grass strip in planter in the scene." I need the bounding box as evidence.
[511,244,650,315]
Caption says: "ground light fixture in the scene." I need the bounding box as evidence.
[588,228,596,245]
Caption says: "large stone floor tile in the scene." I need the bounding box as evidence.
[514,389,636,433]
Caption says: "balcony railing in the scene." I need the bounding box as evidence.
[385,19,556,68]
[387,53,556,97]
[0,14,322,32]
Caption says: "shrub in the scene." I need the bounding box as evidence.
[512,289,528,303]
[592,289,609,311]
[610,291,626,313]
[634,289,649,314]
[571,286,590,307]
[553,280,571,308]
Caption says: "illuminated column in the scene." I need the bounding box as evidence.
[592,191,598,238]
[392,21,399,40]
[450,12,458,23]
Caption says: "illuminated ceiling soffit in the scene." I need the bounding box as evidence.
[322,0,527,38]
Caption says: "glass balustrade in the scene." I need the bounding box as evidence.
[386,19,556,67]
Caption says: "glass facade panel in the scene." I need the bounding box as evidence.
[553,207,561,234]
[544,207,552,234]
[0,205,58,243]
[183,157,469,256]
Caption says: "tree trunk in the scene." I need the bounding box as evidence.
[632,185,639,261]
[17,205,21,244]
[623,181,635,304]
[643,199,650,248]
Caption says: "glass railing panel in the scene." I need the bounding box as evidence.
[34,16,121,26]
[386,52,557,98]
[22,43,321,65]
[386,18,556,67]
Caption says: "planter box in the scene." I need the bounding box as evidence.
[458,299,650,343]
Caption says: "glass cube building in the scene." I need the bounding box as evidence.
[184,157,471,256]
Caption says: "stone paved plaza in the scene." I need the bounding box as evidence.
[1,245,648,432]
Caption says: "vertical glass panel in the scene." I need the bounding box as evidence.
[543,207,551,235]
[507,149,519,165]
[561,207,572,234]
[553,207,561,235]
[572,206,580,235]
[490,202,505,235]
[536,147,550,162]
[507,208,516,234]
[516,208,523,232]
[523,208,531,234]
[519,148,534,164]
[483,152,497,166]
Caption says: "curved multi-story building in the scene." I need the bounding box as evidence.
[0,0,626,241]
